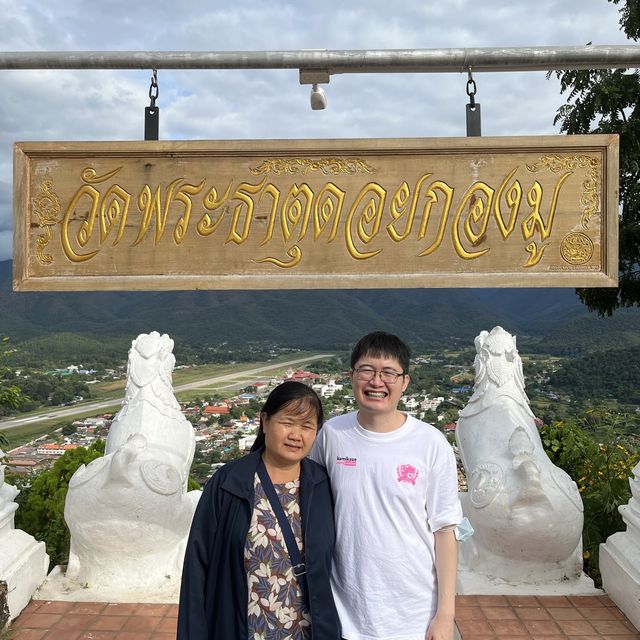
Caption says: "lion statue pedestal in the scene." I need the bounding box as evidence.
[0,453,49,621]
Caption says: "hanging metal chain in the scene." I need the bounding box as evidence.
[465,67,481,137]
[145,68,159,140]
[148,68,159,109]
[466,69,477,108]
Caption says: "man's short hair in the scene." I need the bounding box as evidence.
[350,331,411,373]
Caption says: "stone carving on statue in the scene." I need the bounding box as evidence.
[456,326,591,592]
[60,332,201,600]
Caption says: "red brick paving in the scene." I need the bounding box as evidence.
[5,602,178,640]
[4,594,639,639]
[456,594,640,639]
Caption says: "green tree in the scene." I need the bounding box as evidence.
[61,423,77,436]
[539,411,639,585]
[0,385,24,413]
[49,385,74,406]
[0,337,27,417]
[187,475,202,491]
[223,444,242,462]
[15,440,105,566]
[552,0,640,314]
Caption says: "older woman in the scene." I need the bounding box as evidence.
[178,381,341,640]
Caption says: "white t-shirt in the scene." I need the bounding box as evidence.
[310,412,462,640]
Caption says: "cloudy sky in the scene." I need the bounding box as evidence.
[0,0,632,262]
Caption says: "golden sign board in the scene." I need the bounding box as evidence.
[13,135,618,291]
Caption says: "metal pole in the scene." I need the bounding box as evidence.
[0,46,638,74]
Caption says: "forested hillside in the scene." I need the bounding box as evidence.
[549,344,640,403]
[532,309,640,356]
[3,260,640,362]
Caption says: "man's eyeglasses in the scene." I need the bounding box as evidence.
[352,367,405,384]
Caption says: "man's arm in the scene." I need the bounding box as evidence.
[426,527,458,640]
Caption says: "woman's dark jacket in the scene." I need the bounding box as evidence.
[177,448,341,639]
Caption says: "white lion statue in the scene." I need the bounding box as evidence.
[456,326,588,589]
[63,332,200,598]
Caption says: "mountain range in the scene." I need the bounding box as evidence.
[1,259,639,356]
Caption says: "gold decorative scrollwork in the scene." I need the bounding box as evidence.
[523,241,547,267]
[32,174,61,265]
[560,232,594,265]
[254,245,302,268]
[35,227,53,265]
[249,157,376,177]
[526,154,600,228]
[81,166,122,184]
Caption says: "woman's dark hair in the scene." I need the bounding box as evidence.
[250,381,324,452]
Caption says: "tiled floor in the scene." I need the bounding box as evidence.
[456,594,640,639]
[3,594,639,639]
[4,601,178,640]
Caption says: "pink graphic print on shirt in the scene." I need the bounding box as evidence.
[397,464,419,485]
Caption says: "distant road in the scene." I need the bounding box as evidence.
[0,353,334,432]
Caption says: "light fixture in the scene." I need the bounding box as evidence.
[310,83,327,110]
[299,69,330,111]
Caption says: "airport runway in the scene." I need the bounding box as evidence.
[0,353,334,432]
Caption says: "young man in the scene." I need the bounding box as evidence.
[311,331,462,640]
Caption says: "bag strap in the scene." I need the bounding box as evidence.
[256,458,310,610]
